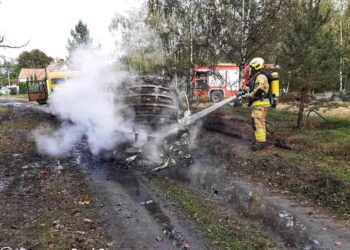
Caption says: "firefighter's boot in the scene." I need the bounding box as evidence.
[251,141,266,151]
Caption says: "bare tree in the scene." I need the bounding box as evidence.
[0,35,29,49]
[110,6,166,73]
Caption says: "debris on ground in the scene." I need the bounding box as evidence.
[79,194,92,205]
[156,236,164,242]
[335,241,343,247]
[0,105,108,249]
[182,240,190,249]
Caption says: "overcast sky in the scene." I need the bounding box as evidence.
[0,0,142,60]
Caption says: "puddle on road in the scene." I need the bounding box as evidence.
[79,153,190,248]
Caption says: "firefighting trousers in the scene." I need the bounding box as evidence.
[251,107,268,142]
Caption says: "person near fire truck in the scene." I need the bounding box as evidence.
[241,57,271,151]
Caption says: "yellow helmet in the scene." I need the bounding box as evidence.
[249,57,265,71]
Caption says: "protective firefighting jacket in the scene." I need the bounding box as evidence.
[248,72,270,108]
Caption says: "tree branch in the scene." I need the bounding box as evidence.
[0,37,30,49]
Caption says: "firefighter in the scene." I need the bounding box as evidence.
[242,57,270,150]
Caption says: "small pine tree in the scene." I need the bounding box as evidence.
[66,20,92,60]
[279,0,331,128]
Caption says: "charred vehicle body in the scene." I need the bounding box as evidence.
[113,73,192,170]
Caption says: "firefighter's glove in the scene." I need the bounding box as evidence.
[237,91,244,99]
[243,86,250,92]
[242,86,251,98]
[238,86,250,98]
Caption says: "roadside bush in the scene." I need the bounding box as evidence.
[19,82,28,94]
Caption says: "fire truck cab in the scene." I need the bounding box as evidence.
[192,64,240,102]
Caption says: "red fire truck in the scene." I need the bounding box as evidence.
[192,64,241,102]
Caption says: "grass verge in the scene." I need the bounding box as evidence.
[152,176,277,250]
[217,103,350,216]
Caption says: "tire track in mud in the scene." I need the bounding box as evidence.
[75,146,211,250]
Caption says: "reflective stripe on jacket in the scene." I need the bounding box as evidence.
[252,100,270,107]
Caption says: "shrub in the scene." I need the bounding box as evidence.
[19,82,28,94]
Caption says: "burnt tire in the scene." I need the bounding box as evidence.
[210,90,224,103]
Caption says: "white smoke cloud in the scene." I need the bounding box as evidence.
[34,48,134,157]
[34,123,84,156]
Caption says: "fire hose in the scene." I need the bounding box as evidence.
[178,90,247,127]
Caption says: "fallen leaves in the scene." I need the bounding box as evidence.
[83,218,93,224]
[156,236,164,242]
[182,240,190,249]
[106,241,114,247]
[334,241,343,247]
[0,107,110,249]
[79,195,91,205]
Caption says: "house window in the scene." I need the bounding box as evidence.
[195,71,208,90]
[28,82,45,92]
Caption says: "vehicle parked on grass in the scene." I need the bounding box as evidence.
[0,86,11,95]
[8,85,19,95]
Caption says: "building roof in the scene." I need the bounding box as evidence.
[18,68,46,81]
[46,60,65,72]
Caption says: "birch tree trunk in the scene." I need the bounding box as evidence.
[297,87,308,129]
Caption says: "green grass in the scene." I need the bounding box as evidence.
[224,103,350,161]
[227,105,350,160]
[152,176,276,250]
[247,151,350,215]
[267,108,296,124]
[220,103,350,215]
[291,117,350,161]
[317,156,350,183]
[271,113,350,182]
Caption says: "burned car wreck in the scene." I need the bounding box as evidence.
[111,73,192,170]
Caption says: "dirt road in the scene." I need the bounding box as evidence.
[1,97,350,249]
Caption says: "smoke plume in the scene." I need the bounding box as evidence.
[34,48,133,157]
